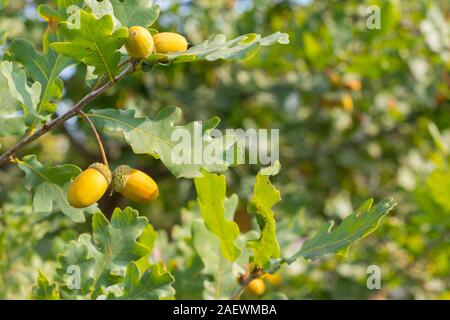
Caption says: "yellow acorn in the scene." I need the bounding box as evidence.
[68,163,111,208]
[341,93,353,112]
[344,79,362,91]
[153,32,188,54]
[112,165,159,203]
[264,272,282,286]
[328,71,341,87]
[246,278,265,296]
[125,26,154,59]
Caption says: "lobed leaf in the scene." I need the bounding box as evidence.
[38,0,84,24]
[109,0,160,27]
[36,208,172,299]
[135,224,158,273]
[84,208,149,296]
[247,161,282,267]
[145,32,289,65]
[117,262,175,300]
[194,170,241,261]
[0,61,41,118]
[0,64,27,137]
[287,198,396,262]
[31,271,60,300]
[50,10,128,81]
[56,240,96,298]
[10,37,71,114]
[192,219,236,299]
[88,107,239,178]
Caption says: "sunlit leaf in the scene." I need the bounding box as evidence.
[192,219,236,299]
[82,208,150,296]
[287,198,396,261]
[117,262,175,300]
[0,61,41,118]
[31,271,60,300]
[145,32,289,64]
[247,161,281,267]
[194,170,241,261]
[50,10,128,81]
[109,0,160,27]
[88,107,239,178]
[0,65,27,136]
[10,38,70,114]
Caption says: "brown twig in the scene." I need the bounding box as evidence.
[0,63,136,166]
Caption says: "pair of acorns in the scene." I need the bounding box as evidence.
[125,27,188,59]
[67,163,159,208]
[246,273,282,296]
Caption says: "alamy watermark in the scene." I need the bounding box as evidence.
[170,123,279,166]
[366,265,381,290]
[366,5,381,30]
[66,265,81,290]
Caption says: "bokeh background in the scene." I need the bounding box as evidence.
[0,0,449,299]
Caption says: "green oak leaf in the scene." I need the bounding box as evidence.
[109,0,160,27]
[135,224,158,273]
[80,208,150,297]
[287,198,396,262]
[117,262,175,300]
[145,32,289,65]
[50,10,128,81]
[31,271,60,300]
[0,66,27,136]
[10,38,71,114]
[194,170,241,261]
[84,0,114,19]
[50,208,154,299]
[0,61,41,118]
[56,240,96,298]
[38,0,84,24]
[192,219,236,300]
[247,161,281,267]
[87,107,239,178]
[16,155,91,223]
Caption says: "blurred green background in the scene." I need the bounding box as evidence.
[0,0,449,299]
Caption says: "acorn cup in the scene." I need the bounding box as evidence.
[67,163,111,208]
[112,165,159,203]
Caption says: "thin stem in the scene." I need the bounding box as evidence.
[79,111,109,167]
[60,123,98,162]
[0,62,136,166]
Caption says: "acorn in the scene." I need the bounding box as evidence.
[264,272,282,286]
[344,79,362,91]
[67,163,111,208]
[112,165,159,203]
[341,93,353,112]
[125,26,154,59]
[246,278,265,296]
[153,32,188,54]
